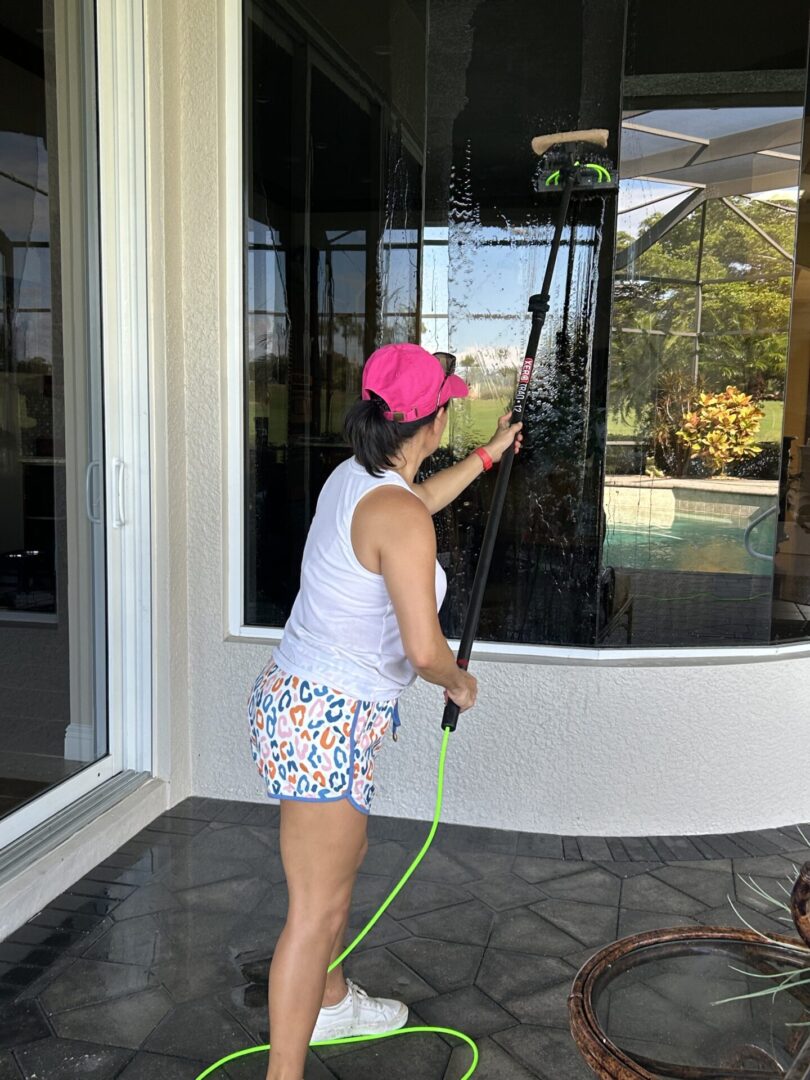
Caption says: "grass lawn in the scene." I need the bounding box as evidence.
[606,399,784,443]
[249,388,785,450]
[443,396,510,447]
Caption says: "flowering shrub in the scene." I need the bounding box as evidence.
[677,386,765,476]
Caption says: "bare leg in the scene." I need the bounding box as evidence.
[322,908,352,1006]
[265,799,368,1080]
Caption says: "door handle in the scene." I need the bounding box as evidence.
[111,457,126,528]
[85,459,102,524]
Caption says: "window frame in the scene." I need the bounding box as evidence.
[224,0,810,667]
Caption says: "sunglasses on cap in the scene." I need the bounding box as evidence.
[433,352,456,376]
[432,352,457,410]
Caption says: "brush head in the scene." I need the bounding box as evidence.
[530,128,617,196]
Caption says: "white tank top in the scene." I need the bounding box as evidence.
[273,457,447,701]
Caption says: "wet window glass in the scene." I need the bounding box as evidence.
[0,0,108,816]
[244,0,810,649]
[602,0,810,646]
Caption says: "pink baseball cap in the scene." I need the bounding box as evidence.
[361,343,469,422]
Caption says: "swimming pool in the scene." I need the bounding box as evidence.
[603,512,777,576]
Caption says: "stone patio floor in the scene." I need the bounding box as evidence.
[1,798,808,1079]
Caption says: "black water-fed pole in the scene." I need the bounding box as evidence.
[441,129,615,732]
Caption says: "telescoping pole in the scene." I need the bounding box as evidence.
[441,170,577,732]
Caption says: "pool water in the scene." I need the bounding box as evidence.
[603,512,777,576]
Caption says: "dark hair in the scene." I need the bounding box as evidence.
[344,393,439,476]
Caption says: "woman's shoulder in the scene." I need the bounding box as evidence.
[354,480,431,536]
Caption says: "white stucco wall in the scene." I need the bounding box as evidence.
[159,0,810,837]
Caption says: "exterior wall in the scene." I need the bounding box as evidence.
[156,0,810,836]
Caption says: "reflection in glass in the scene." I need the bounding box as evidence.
[0,0,107,818]
[602,0,808,646]
[244,0,424,626]
[243,0,810,651]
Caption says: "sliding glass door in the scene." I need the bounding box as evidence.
[0,0,112,836]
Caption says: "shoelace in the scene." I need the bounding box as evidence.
[347,979,387,1016]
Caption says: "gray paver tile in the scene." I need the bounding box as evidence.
[505,977,573,1027]
[651,865,734,908]
[512,858,592,885]
[536,867,621,907]
[343,945,437,1004]
[733,854,802,879]
[388,938,484,994]
[466,875,544,911]
[450,850,518,880]
[117,1051,210,1079]
[112,884,181,922]
[152,950,246,1003]
[401,901,494,947]
[561,838,581,861]
[476,948,573,1004]
[620,874,707,916]
[489,909,582,958]
[359,841,410,878]
[40,957,156,1013]
[595,860,661,879]
[493,1024,593,1080]
[346,912,412,952]
[617,837,660,862]
[529,898,618,948]
[444,1035,539,1079]
[14,1037,133,1079]
[576,837,612,861]
[144,1000,255,1061]
[51,987,173,1050]
[0,1000,49,1049]
[658,835,704,861]
[697,902,795,938]
[385,880,472,921]
[437,824,518,856]
[0,1051,19,1080]
[322,1028,450,1079]
[616,909,697,938]
[414,985,518,1038]
[174,877,268,916]
[165,797,225,822]
[515,835,563,860]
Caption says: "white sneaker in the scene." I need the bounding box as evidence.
[310,978,408,1041]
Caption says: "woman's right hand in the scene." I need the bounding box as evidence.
[445,670,478,713]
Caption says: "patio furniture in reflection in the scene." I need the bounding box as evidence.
[0,548,56,612]
[598,564,635,644]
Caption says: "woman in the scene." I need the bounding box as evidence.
[247,341,522,1080]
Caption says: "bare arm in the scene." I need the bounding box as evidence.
[353,487,477,709]
[413,413,523,515]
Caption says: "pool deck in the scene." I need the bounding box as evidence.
[605,474,778,495]
[0,800,808,1079]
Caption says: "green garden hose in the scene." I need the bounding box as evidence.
[194,727,479,1079]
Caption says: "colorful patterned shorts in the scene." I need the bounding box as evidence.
[247,659,399,814]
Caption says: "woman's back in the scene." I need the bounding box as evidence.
[273,457,446,701]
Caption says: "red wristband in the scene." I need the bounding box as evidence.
[474,446,493,472]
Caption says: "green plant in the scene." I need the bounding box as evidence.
[645,369,703,478]
[677,385,765,476]
[714,829,810,1022]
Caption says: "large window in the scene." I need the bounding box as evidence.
[243,0,810,649]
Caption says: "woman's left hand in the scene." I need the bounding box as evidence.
[484,413,523,464]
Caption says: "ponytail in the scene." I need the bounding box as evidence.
[344,393,438,476]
